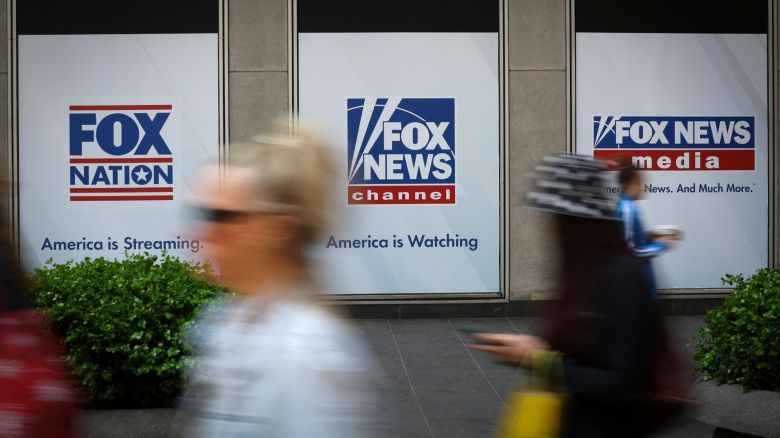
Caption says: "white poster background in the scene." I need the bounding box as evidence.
[19,34,219,269]
[576,33,768,288]
[299,33,500,294]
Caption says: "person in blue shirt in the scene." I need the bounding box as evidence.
[615,164,676,298]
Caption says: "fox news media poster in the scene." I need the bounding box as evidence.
[17,2,220,269]
[297,1,501,294]
[575,2,769,289]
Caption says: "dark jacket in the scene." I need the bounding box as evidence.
[558,255,657,438]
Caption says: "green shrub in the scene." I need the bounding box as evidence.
[695,268,780,392]
[31,253,226,407]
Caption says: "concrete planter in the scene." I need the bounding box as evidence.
[85,408,179,438]
[692,380,780,437]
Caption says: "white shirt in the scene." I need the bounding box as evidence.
[182,293,381,438]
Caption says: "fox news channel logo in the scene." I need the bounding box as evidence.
[592,116,755,171]
[346,98,455,205]
[69,105,174,201]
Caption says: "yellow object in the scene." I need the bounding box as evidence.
[495,351,567,438]
[496,389,565,438]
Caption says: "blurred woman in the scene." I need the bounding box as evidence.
[0,187,81,437]
[471,155,679,437]
[181,123,381,437]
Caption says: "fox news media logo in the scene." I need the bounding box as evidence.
[346,98,455,205]
[592,116,755,171]
[69,105,174,201]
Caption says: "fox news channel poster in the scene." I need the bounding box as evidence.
[576,33,768,289]
[299,33,500,294]
[19,35,219,269]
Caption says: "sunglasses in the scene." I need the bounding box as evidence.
[190,205,288,223]
[190,206,251,223]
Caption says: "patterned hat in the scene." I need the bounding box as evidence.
[524,154,618,220]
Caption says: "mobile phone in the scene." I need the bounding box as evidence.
[455,326,495,345]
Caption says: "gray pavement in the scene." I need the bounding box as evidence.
[356,316,709,438]
[86,316,711,438]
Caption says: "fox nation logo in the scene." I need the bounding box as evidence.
[592,115,755,171]
[346,98,455,204]
[68,105,174,201]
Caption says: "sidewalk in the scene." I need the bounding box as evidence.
[357,316,709,438]
[86,316,711,438]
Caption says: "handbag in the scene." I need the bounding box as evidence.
[495,351,567,438]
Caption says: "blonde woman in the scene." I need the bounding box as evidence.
[181,124,381,437]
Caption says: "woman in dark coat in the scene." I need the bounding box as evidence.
[472,155,677,437]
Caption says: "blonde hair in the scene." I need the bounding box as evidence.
[229,120,335,245]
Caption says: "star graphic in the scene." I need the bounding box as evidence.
[134,167,150,183]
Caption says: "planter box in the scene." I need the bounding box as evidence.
[692,380,780,437]
[86,409,179,438]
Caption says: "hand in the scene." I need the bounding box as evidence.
[467,333,549,367]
